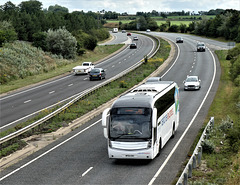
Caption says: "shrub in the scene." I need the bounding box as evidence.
[32,32,48,51]
[0,21,17,46]
[218,116,233,132]
[202,139,215,154]
[226,125,240,153]
[46,27,77,59]
[83,34,97,50]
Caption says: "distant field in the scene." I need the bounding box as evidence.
[108,15,215,27]
[107,20,192,26]
[152,15,216,19]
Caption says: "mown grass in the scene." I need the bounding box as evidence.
[0,44,123,94]
[187,50,240,185]
[0,38,170,158]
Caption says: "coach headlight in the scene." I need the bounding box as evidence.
[148,140,152,148]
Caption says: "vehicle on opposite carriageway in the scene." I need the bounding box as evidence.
[72,62,95,75]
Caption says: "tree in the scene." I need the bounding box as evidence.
[32,31,48,50]
[46,27,77,59]
[179,24,187,33]
[48,4,69,13]
[19,0,42,14]
[0,20,17,46]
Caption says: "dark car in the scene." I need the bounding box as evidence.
[127,32,131,36]
[89,68,106,80]
[130,43,137,49]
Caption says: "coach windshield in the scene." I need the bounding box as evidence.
[109,107,152,139]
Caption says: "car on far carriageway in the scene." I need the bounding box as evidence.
[127,32,131,36]
[130,43,137,49]
[176,37,183,43]
[133,36,138,41]
[89,68,106,81]
[183,75,201,90]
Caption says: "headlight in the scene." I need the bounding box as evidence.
[148,140,152,148]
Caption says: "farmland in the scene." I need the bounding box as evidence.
[106,15,215,27]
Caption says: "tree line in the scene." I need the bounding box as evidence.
[0,1,110,58]
[120,9,240,43]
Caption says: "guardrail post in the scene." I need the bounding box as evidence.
[192,155,197,168]
[183,173,188,185]
[210,117,214,127]
[197,146,202,165]
[188,164,192,178]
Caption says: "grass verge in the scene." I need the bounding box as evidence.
[186,50,240,185]
[0,38,170,159]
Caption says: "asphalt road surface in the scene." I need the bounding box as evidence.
[0,32,156,131]
[0,32,224,185]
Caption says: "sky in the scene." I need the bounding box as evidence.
[1,0,240,14]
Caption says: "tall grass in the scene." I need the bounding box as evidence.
[0,43,123,93]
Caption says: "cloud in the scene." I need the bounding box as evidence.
[1,0,239,13]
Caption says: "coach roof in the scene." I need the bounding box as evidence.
[112,81,175,108]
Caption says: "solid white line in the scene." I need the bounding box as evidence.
[81,167,93,177]
[161,38,180,78]
[148,44,217,185]
[24,100,31,104]
[0,119,100,181]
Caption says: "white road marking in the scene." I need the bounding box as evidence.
[0,119,100,181]
[81,167,93,177]
[24,100,31,104]
[68,84,73,87]
[49,91,55,94]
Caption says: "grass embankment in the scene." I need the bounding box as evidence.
[187,50,240,185]
[0,38,170,158]
[0,43,123,94]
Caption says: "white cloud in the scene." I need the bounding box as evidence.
[1,0,239,13]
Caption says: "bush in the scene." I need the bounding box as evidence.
[168,25,179,32]
[32,32,48,51]
[226,125,240,153]
[83,34,97,50]
[90,28,109,41]
[46,27,77,59]
[202,139,215,154]
[0,21,17,46]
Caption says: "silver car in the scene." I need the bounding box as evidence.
[183,76,201,90]
[197,42,206,52]
[176,37,183,43]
